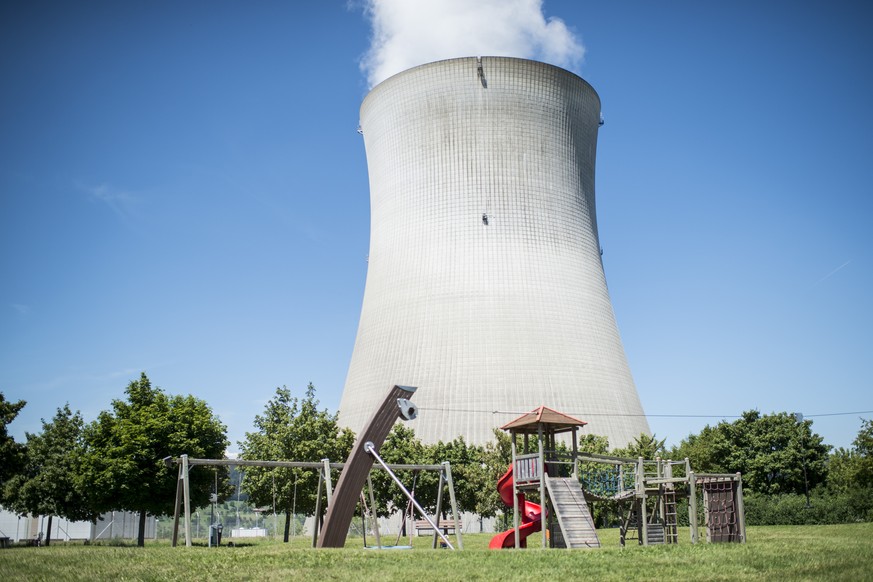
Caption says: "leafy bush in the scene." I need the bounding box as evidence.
[744,488,873,525]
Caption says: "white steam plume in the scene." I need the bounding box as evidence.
[360,0,585,88]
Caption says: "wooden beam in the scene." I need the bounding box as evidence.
[173,457,443,471]
[317,385,417,548]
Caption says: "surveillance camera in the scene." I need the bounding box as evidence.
[397,398,418,421]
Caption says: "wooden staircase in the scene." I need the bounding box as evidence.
[545,477,600,548]
[621,499,670,546]
[646,522,666,544]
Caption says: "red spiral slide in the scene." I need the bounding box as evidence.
[488,465,542,549]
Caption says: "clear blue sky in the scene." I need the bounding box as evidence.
[2,1,871,453]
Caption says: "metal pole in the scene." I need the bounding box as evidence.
[364,442,455,550]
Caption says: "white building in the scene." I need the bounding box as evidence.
[0,508,155,543]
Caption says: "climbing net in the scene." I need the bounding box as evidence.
[701,479,740,542]
[579,463,635,498]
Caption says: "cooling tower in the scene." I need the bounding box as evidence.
[338,57,650,449]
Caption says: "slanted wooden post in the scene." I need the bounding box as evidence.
[433,467,445,549]
[317,385,417,548]
[312,467,324,547]
[311,461,333,548]
[443,462,463,550]
[366,474,381,548]
[172,462,183,547]
[182,454,192,547]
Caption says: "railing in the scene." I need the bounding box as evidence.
[514,453,541,484]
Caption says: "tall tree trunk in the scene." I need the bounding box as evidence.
[138,510,147,547]
[45,515,53,546]
[283,510,291,543]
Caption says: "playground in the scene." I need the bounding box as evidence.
[488,405,746,550]
[161,389,745,554]
[3,387,872,580]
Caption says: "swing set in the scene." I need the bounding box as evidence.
[168,385,462,550]
[166,454,461,549]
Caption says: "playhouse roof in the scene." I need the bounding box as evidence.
[500,405,588,434]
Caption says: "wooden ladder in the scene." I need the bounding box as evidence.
[663,486,678,544]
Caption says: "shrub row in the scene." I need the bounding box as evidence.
[744,488,873,525]
[588,487,873,529]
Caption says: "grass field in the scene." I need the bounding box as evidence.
[1,523,871,581]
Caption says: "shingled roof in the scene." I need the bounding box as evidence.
[500,405,588,434]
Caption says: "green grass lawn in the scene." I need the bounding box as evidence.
[1,524,871,581]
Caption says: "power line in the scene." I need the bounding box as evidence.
[805,410,873,418]
[416,407,873,419]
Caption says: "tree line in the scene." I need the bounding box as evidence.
[1,374,871,547]
[0,374,227,547]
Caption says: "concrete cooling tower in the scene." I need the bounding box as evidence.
[338,57,650,449]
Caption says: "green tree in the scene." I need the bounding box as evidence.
[666,424,730,473]
[853,418,873,488]
[83,373,229,546]
[238,384,354,541]
[828,418,873,493]
[613,433,667,459]
[370,426,493,532]
[427,436,488,517]
[3,405,98,545]
[670,410,829,495]
[0,393,26,505]
[578,434,610,455]
[828,448,863,494]
[476,429,513,521]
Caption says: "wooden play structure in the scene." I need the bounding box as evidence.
[492,406,746,549]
